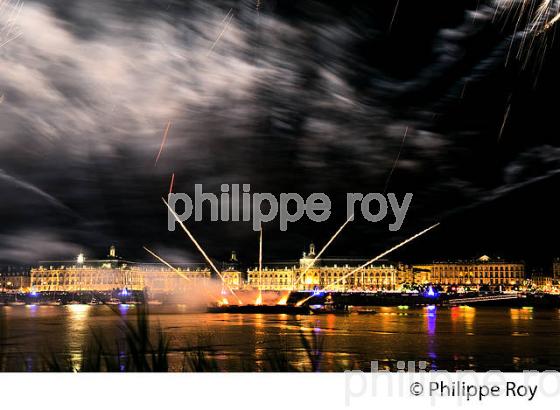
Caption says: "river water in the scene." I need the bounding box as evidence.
[1,305,560,371]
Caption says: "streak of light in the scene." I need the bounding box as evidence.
[0,169,79,217]
[461,81,468,99]
[162,197,242,303]
[154,120,171,166]
[294,126,409,289]
[0,31,19,48]
[277,291,289,305]
[389,0,400,32]
[207,8,234,56]
[543,11,560,30]
[0,0,23,48]
[498,104,511,141]
[258,225,263,301]
[169,172,175,195]
[293,214,354,287]
[297,223,440,306]
[383,126,409,193]
[497,0,560,66]
[143,246,191,282]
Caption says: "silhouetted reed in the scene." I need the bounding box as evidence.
[0,305,338,372]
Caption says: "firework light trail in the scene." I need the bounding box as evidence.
[389,0,400,32]
[144,246,220,301]
[495,0,560,64]
[293,214,355,287]
[163,197,242,303]
[168,172,175,194]
[154,120,172,166]
[384,126,409,193]
[143,246,191,282]
[0,169,79,217]
[297,223,441,306]
[498,104,511,141]
[294,126,410,288]
[0,0,23,49]
[207,8,234,56]
[256,225,263,305]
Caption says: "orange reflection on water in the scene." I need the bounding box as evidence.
[66,304,92,369]
[510,307,533,321]
[450,306,476,334]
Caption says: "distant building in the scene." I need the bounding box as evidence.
[410,265,432,284]
[247,243,398,291]
[397,264,432,285]
[553,258,560,279]
[30,247,143,292]
[221,269,242,290]
[247,266,297,290]
[220,251,242,290]
[430,255,524,289]
[140,265,211,295]
[0,267,31,292]
[531,274,556,290]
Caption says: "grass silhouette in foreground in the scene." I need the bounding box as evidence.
[0,304,354,372]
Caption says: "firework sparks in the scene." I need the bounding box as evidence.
[294,125,410,288]
[276,292,289,305]
[143,246,191,282]
[0,0,23,49]
[543,10,560,30]
[154,120,172,166]
[293,214,354,288]
[297,223,441,306]
[495,0,560,64]
[384,126,409,193]
[207,8,234,56]
[257,225,263,303]
[389,0,400,32]
[168,172,175,194]
[498,104,511,141]
[162,197,242,304]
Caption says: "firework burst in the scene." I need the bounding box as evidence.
[494,0,560,65]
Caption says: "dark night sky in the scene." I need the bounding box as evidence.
[0,0,559,271]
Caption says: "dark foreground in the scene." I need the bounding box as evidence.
[1,304,560,372]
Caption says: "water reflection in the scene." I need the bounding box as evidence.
[425,306,436,335]
[424,306,437,368]
[25,304,39,317]
[65,304,91,369]
[510,307,533,321]
[118,304,133,314]
[3,306,560,371]
[450,306,476,335]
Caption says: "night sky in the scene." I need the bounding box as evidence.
[0,0,559,271]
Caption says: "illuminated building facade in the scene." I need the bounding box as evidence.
[29,247,213,294]
[410,265,432,284]
[247,266,297,290]
[30,266,144,292]
[430,255,524,289]
[221,268,242,290]
[140,265,211,294]
[220,251,242,290]
[0,268,31,292]
[30,247,144,292]
[247,244,398,291]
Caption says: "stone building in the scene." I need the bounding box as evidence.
[430,255,524,289]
